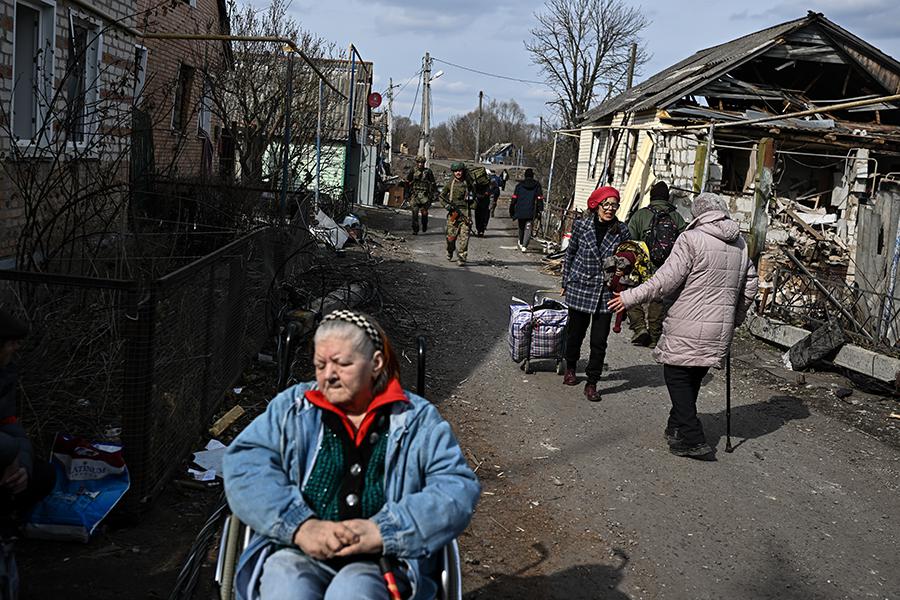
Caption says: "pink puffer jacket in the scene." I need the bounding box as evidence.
[620,210,758,368]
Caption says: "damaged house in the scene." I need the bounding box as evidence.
[573,11,900,370]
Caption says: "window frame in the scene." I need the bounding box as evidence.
[133,45,148,105]
[171,62,195,133]
[11,0,57,148]
[64,9,103,148]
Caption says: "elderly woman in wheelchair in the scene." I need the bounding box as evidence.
[223,310,480,600]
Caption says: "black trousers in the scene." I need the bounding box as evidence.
[474,195,491,233]
[564,308,612,383]
[517,219,533,246]
[663,364,710,446]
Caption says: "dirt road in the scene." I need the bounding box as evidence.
[367,205,900,600]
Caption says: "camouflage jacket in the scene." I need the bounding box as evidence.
[405,167,437,205]
[439,175,474,215]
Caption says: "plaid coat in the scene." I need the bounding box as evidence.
[561,216,631,314]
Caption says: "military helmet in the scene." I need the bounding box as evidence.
[415,155,426,163]
[450,161,466,171]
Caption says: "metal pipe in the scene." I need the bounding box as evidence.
[783,250,874,339]
[315,78,322,209]
[280,50,294,217]
[546,132,559,207]
[554,92,900,135]
[344,47,357,202]
[139,33,346,99]
[701,124,714,192]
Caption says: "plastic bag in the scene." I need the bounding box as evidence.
[26,434,130,542]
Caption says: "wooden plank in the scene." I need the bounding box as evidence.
[209,405,245,438]
[784,207,825,240]
[748,137,775,262]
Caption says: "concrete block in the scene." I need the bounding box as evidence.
[746,314,900,383]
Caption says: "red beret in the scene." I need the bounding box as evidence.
[587,186,620,210]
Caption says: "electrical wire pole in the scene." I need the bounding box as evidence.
[418,52,431,160]
[475,90,483,161]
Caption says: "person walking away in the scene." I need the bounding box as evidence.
[625,181,686,347]
[561,187,631,402]
[608,193,757,460]
[509,168,544,252]
[472,174,492,237]
[500,169,509,191]
[489,175,502,217]
[439,162,475,265]
[405,156,437,235]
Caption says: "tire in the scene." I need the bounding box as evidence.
[524,360,534,374]
[556,361,564,375]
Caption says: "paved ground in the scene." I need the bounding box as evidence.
[366,205,900,600]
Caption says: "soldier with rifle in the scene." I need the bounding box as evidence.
[405,155,437,235]
[439,162,475,266]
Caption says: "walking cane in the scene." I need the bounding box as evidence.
[725,352,733,453]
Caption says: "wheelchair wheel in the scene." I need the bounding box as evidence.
[556,360,564,375]
[524,360,534,374]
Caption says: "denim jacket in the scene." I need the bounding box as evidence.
[222,382,481,600]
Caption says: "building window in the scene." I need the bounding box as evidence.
[65,14,101,145]
[12,0,56,143]
[172,63,195,132]
[133,45,148,103]
[197,78,211,136]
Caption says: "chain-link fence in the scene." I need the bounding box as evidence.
[0,225,311,512]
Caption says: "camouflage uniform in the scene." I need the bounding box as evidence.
[405,158,436,234]
[439,167,474,264]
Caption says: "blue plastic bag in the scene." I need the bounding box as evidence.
[25,434,130,542]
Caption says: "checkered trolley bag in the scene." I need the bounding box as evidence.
[508,292,568,375]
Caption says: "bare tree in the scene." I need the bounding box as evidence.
[200,0,341,190]
[525,0,650,128]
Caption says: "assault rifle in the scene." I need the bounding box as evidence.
[447,205,473,228]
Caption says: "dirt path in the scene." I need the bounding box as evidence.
[15,204,900,599]
[367,206,900,600]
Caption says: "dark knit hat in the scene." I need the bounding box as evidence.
[524,168,534,178]
[450,162,466,171]
[650,181,669,201]
[0,309,28,341]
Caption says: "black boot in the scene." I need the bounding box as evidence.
[421,215,428,232]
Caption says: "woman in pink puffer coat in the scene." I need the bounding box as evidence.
[609,193,757,460]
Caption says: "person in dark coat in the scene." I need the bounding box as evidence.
[0,309,55,530]
[509,169,544,252]
[561,187,631,402]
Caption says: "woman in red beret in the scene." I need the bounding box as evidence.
[560,187,631,402]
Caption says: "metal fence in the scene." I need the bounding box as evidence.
[0,225,310,512]
[767,264,900,357]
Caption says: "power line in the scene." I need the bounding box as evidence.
[432,57,547,86]
[407,75,421,120]
[382,69,421,99]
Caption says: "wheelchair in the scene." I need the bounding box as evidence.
[214,336,463,600]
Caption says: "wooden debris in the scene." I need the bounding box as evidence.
[209,405,245,437]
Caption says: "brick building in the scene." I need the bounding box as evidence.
[0,0,141,263]
[136,0,232,180]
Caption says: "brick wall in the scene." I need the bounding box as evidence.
[138,0,228,178]
[0,0,139,261]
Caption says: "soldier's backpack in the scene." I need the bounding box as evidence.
[644,205,680,268]
[468,165,491,191]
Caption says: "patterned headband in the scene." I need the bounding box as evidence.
[321,310,383,351]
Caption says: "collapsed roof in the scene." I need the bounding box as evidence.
[579,11,900,138]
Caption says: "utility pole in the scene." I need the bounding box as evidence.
[418,52,431,160]
[626,43,637,89]
[475,90,483,161]
[539,116,544,141]
[386,77,393,165]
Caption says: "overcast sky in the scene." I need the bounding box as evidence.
[277,0,900,126]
